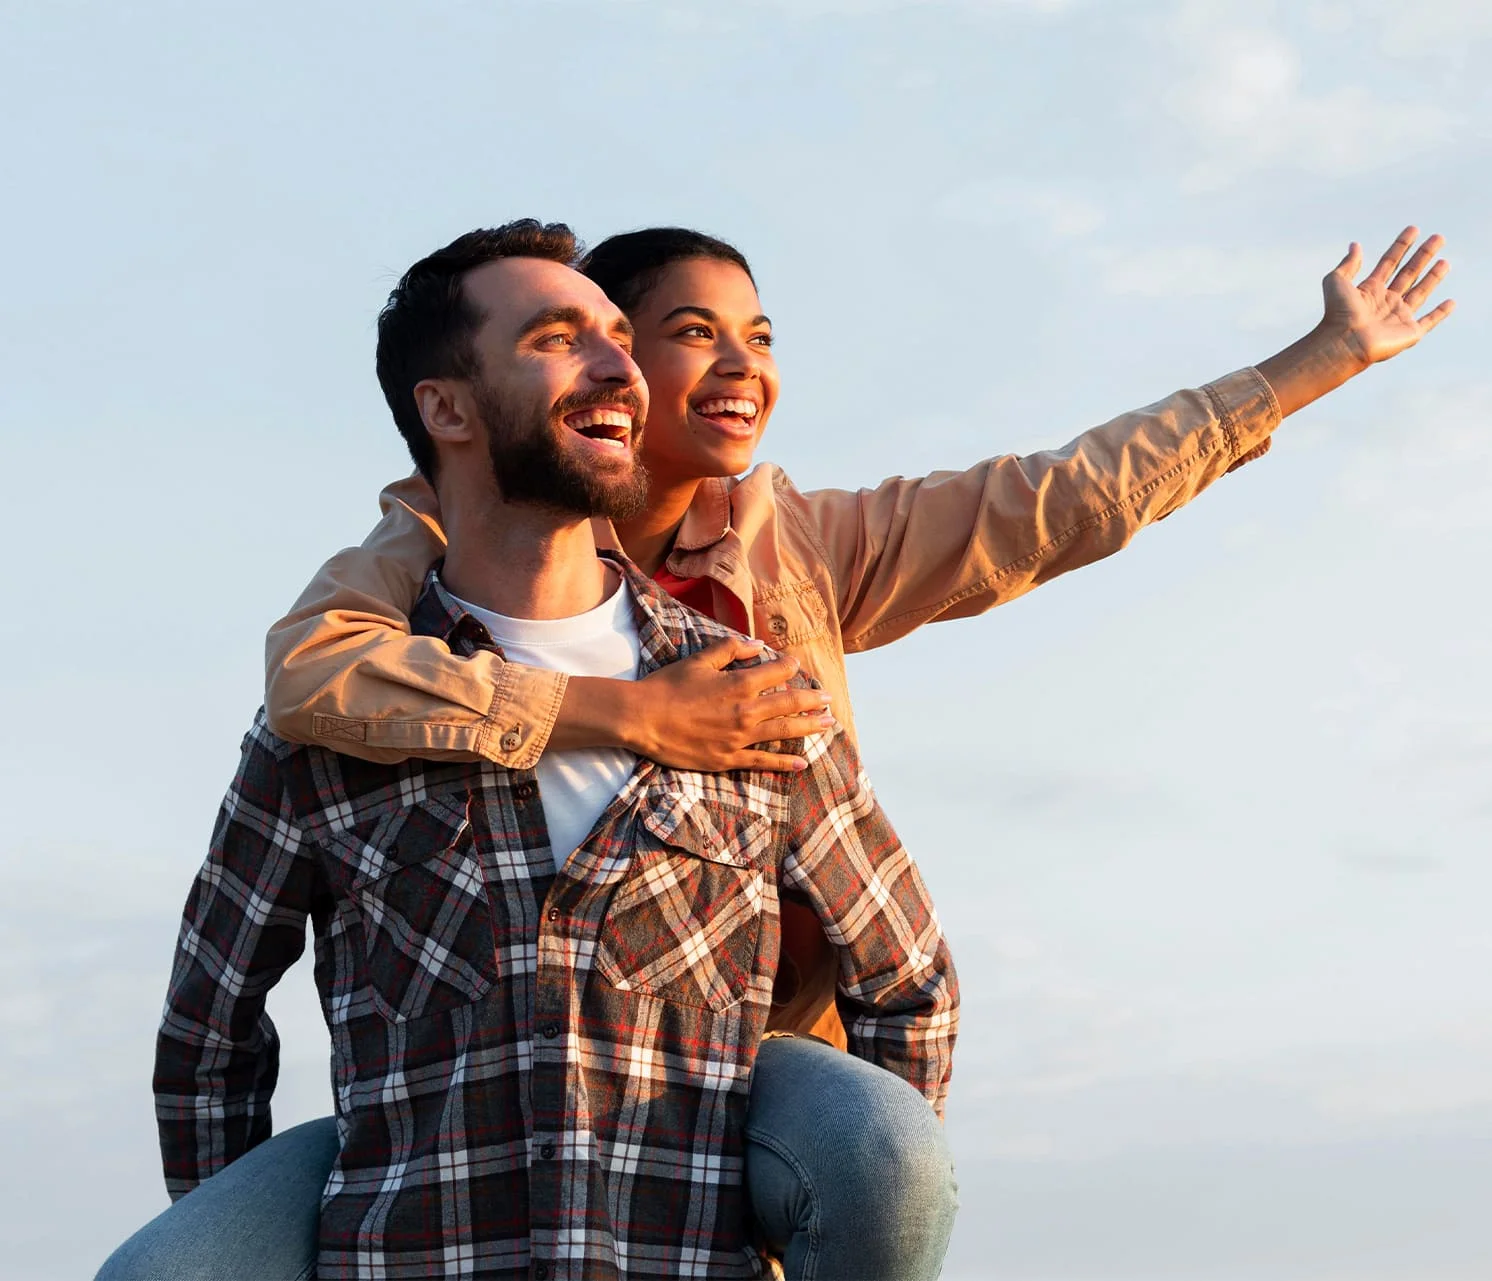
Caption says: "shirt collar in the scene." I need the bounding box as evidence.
[410,552,691,673]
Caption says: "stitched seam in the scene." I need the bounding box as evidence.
[744,1124,822,1276]
[850,436,1225,648]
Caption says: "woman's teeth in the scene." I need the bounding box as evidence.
[694,398,758,419]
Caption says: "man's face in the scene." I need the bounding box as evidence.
[462,257,650,520]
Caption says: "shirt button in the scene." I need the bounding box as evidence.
[546,906,560,922]
[768,614,788,636]
[542,1021,560,1039]
[539,1141,556,1159]
[534,1265,550,1280]
[500,729,523,753]
[515,782,535,802]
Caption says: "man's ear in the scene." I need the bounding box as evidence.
[414,378,476,447]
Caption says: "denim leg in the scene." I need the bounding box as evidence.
[745,1036,958,1281]
[94,1115,339,1281]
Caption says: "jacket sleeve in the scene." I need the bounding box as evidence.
[263,474,568,770]
[781,726,959,1116]
[787,368,1280,653]
[153,717,314,1198]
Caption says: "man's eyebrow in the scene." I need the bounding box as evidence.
[610,314,636,341]
[659,305,773,328]
[515,304,587,340]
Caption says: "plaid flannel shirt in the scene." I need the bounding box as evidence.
[155,556,958,1280]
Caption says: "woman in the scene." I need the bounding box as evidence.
[100,224,1449,1280]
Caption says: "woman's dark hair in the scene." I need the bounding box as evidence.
[580,227,754,317]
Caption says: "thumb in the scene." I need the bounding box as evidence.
[694,636,768,671]
[1333,242,1362,278]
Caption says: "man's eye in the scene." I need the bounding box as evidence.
[538,332,574,348]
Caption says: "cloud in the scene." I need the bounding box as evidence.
[1090,240,1334,328]
[1161,3,1459,190]
[937,178,1106,238]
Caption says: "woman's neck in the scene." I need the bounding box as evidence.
[615,473,702,576]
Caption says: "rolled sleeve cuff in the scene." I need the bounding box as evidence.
[476,664,568,770]
[1206,366,1282,474]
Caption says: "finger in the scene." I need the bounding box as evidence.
[695,636,769,672]
[721,749,809,774]
[1388,233,1444,295]
[1332,242,1362,277]
[1365,226,1419,287]
[1415,297,1456,333]
[747,713,836,745]
[729,652,803,696]
[1402,258,1450,310]
[749,687,832,721]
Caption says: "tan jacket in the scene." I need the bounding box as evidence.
[266,368,1279,767]
[265,367,1278,1045]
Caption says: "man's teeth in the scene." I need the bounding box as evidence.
[694,398,758,418]
[567,408,633,438]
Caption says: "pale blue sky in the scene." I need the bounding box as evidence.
[2,2,1489,1277]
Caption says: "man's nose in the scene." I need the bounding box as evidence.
[588,337,644,387]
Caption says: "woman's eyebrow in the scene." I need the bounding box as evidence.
[658,304,772,328]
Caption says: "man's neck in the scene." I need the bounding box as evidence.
[439,491,613,621]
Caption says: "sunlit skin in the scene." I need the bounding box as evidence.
[612,257,780,576]
[413,257,649,622]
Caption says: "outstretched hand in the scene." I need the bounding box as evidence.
[1324,227,1455,367]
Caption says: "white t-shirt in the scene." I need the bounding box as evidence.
[447,570,641,872]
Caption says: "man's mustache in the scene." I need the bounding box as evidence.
[549,386,646,430]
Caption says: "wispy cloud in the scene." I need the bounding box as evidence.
[1161,2,1460,191]
[937,178,1105,238]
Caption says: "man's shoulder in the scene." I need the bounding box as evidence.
[233,708,485,843]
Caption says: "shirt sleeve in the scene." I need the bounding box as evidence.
[152,718,317,1199]
[263,474,568,770]
[786,368,1281,653]
[780,726,959,1116]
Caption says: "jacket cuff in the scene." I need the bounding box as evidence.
[477,664,568,770]
[1205,367,1282,472]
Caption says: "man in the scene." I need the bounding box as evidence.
[147,222,957,1281]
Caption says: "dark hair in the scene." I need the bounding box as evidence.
[376,219,581,481]
[580,227,754,318]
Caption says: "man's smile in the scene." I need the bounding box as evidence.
[562,405,637,453]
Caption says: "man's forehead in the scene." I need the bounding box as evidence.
[465,257,619,330]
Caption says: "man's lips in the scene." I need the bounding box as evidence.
[690,395,760,440]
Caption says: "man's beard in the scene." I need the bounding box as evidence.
[474,381,649,522]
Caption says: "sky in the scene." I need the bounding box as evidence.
[1,1,1488,1277]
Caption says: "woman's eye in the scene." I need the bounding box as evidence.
[678,324,712,339]
[750,332,774,348]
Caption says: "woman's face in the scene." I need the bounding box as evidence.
[626,257,779,486]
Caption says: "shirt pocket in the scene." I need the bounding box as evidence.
[596,797,773,1013]
[338,793,498,1024]
[753,579,831,648]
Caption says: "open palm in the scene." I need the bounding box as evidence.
[1325,227,1455,366]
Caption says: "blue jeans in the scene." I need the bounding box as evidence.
[96,1036,956,1280]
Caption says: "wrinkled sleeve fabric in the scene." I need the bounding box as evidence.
[153,718,312,1200]
[780,727,958,1117]
[263,474,568,770]
[788,368,1281,653]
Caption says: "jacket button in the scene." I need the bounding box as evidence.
[500,729,523,753]
[768,614,788,636]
